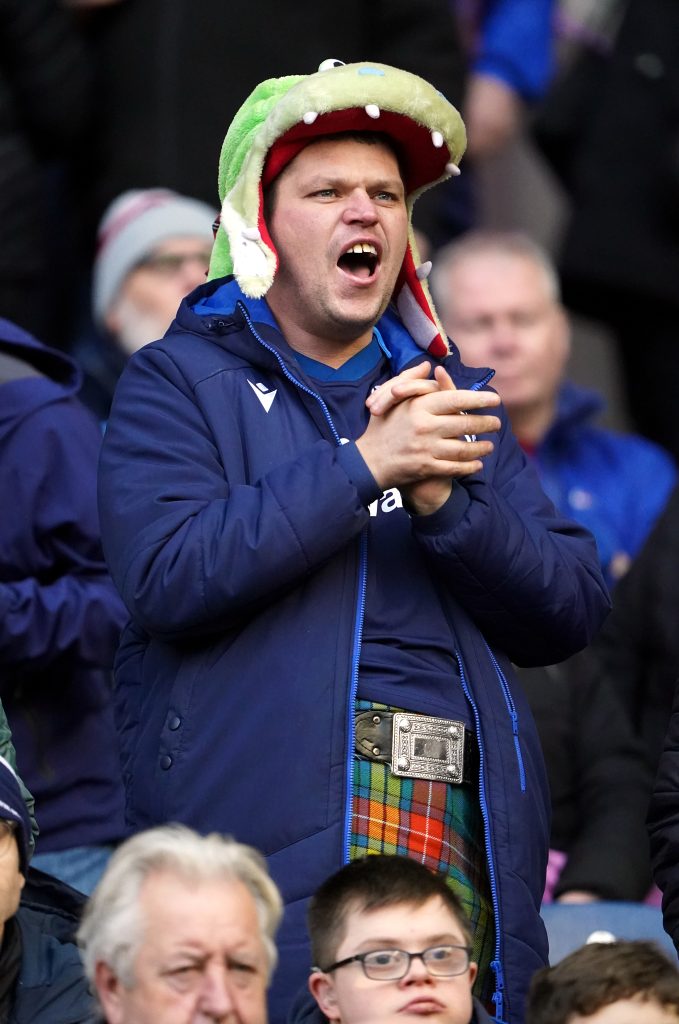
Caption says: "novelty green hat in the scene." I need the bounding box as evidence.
[208,59,467,357]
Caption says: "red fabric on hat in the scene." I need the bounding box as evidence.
[261,107,450,192]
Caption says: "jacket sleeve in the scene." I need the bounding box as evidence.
[474,0,556,99]
[588,482,679,768]
[648,679,679,954]
[411,409,610,665]
[98,346,375,640]
[0,399,127,673]
[553,660,653,901]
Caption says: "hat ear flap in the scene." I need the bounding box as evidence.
[209,183,278,298]
[395,223,449,357]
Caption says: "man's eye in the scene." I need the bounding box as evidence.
[228,959,257,974]
[512,312,541,328]
[428,946,453,961]
[375,191,398,202]
[312,188,337,198]
[164,964,202,990]
[367,950,398,966]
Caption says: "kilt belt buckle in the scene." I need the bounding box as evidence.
[354,710,476,785]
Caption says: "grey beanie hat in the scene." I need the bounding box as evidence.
[92,188,216,325]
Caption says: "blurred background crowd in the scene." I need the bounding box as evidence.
[4,0,679,975]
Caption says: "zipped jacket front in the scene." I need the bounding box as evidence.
[98,278,610,1024]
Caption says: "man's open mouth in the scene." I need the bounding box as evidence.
[337,242,379,279]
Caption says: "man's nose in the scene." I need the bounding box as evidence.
[400,953,434,985]
[342,188,378,223]
[196,964,236,1019]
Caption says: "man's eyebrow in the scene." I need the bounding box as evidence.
[352,932,462,951]
[301,174,404,193]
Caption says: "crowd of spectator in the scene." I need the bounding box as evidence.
[2,1,679,1022]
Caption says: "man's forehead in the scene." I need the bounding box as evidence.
[340,895,464,943]
[276,134,404,185]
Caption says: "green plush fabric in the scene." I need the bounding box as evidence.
[208,61,466,305]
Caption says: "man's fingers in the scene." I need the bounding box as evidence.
[366,362,430,404]
[435,439,495,462]
[387,380,440,403]
[433,365,457,392]
[413,389,501,422]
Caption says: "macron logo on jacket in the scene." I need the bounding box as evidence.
[247,379,277,412]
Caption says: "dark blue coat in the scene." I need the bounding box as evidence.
[0,319,127,853]
[533,381,675,589]
[98,279,610,1024]
[11,870,94,1023]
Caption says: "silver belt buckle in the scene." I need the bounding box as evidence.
[391,713,466,783]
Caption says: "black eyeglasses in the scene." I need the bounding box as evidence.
[320,944,472,981]
[135,251,213,276]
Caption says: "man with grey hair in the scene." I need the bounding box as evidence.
[431,229,676,589]
[78,824,282,1024]
[77,188,216,422]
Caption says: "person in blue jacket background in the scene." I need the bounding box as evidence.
[0,753,94,1023]
[432,230,676,590]
[98,61,610,1024]
[0,317,128,894]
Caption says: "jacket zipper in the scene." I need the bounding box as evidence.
[235,303,342,444]
[234,313,506,1010]
[483,641,526,792]
[456,650,507,1024]
[236,303,366,864]
[343,531,368,863]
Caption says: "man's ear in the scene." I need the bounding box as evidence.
[468,961,478,987]
[309,970,342,1022]
[94,961,126,1024]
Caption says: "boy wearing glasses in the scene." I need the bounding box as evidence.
[303,855,492,1024]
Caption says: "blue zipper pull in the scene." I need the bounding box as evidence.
[490,958,505,1022]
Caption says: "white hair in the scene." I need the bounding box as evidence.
[77,824,283,989]
[430,229,562,322]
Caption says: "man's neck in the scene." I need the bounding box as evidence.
[508,399,556,448]
[266,299,374,369]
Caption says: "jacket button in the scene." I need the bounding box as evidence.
[168,715,181,731]
[160,755,172,770]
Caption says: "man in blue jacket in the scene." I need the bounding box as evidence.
[98,61,610,1023]
[0,317,128,893]
[0,754,93,1022]
[431,230,676,589]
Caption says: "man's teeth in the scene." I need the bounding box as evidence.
[345,243,377,256]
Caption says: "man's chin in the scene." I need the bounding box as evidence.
[325,297,392,343]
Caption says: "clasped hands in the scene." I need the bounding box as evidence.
[355,362,501,516]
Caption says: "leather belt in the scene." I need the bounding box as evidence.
[355,710,478,785]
